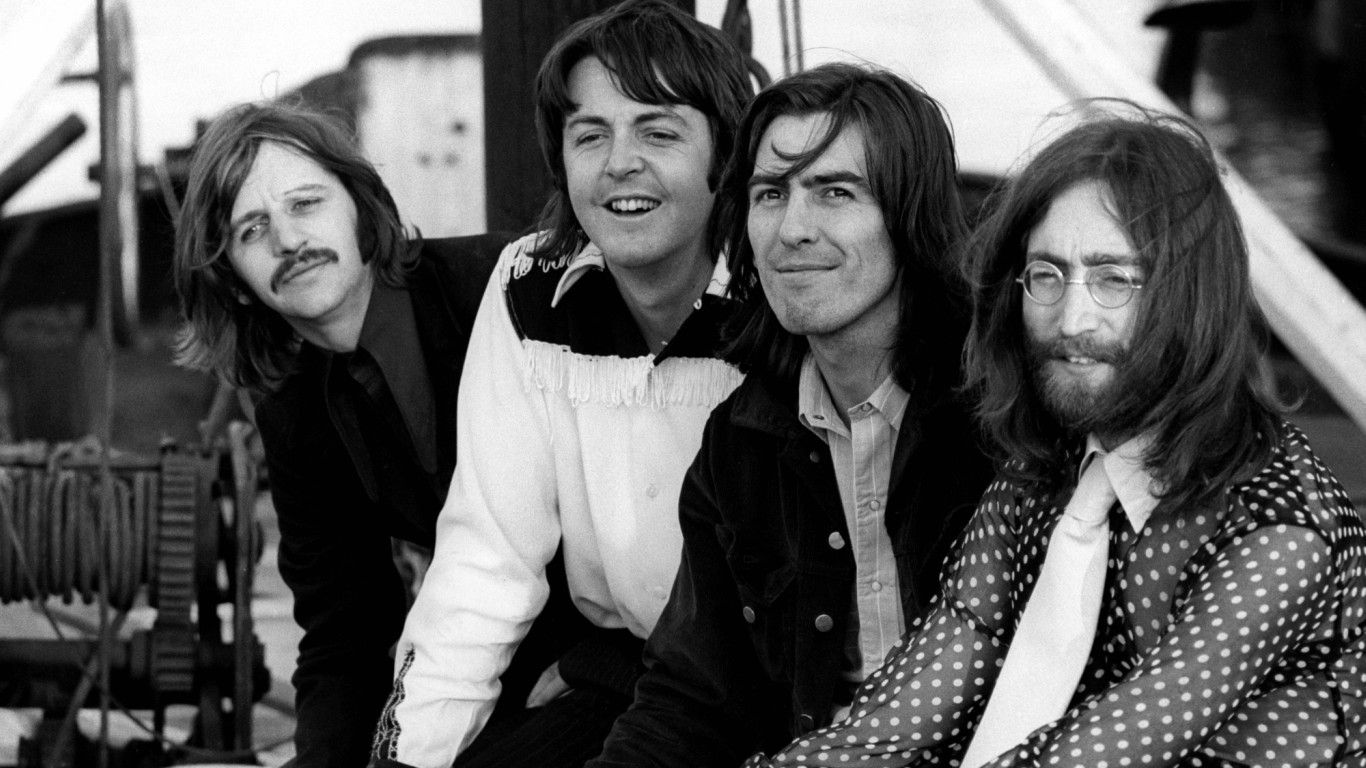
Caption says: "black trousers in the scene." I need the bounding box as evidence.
[453,627,645,768]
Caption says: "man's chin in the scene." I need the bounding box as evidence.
[1037,369,1115,435]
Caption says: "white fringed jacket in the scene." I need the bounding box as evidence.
[371,233,743,768]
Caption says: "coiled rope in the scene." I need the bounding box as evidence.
[0,445,159,610]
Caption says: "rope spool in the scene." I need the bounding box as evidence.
[0,446,160,610]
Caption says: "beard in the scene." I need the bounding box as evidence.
[1026,333,1134,437]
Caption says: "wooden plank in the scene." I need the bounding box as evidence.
[0,0,93,175]
[978,0,1366,434]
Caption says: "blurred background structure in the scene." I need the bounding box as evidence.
[0,0,1362,765]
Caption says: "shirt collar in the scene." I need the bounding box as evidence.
[354,281,438,473]
[1083,433,1161,532]
[797,353,909,440]
[550,241,732,308]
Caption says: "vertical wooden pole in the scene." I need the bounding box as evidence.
[480,0,695,234]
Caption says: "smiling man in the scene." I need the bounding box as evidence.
[587,63,993,768]
[368,3,753,768]
[173,103,513,768]
[745,107,1366,768]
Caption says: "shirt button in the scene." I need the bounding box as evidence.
[652,585,669,600]
[868,499,882,511]
[809,451,821,464]
[813,614,834,632]
[742,606,756,623]
[871,580,883,592]
[693,298,703,310]
[859,403,873,414]
[646,484,659,498]
[827,531,845,550]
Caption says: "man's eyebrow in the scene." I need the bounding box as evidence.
[564,109,685,131]
[564,114,609,131]
[801,170,871,191]
[228,183,329,231]
[747,171,787,189]
[1080,251,1141,268]
[1026,250,1143,269]
[747,169,871,191]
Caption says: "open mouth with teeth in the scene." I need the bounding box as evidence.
[605,197,661,215]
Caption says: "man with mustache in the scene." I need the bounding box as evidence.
[368,3,754,768]
[745,108,1366,767]
[586,63,993,768]
[172,103,563,768]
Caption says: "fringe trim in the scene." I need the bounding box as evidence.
[371,647,416,760]
[523,340,743,408]
[499,234,574,288]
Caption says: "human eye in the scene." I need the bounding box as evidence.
[569,129,605,148]
[821,186,854,202]
[238,218,267,244]
[750,186,783,204]
[1025,262,1062,288]
[290,196,320,213]
[1092,265,1134,291]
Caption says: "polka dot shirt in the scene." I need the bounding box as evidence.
[745,423,1365,767]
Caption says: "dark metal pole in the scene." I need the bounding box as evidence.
[94,1,118,765]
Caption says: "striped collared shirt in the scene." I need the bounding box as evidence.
[797,353,909,695]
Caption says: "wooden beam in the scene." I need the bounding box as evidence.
[978,0,1366,434]
[0,0,93,177]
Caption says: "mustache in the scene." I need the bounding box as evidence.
[269,247,339,293]
[1028,335,1127,365]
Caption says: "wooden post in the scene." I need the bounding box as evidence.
[480,0,695,234]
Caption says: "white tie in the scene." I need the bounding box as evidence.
[960,456,1117,768]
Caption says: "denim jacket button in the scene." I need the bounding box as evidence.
[827,531,846,550]
[808,451,820,463]
[798,713,816,732]
[742,606,757,623]
[813,613,834,632]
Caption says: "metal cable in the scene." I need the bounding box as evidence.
[0,463,158,609]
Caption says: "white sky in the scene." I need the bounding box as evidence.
[0,0,1165,216]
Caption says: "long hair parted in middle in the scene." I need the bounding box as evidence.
[530,0,754,263]
[963,103,1283,509]
[723,62,970,397]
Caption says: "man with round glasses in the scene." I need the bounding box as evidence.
[742,107,1365,767]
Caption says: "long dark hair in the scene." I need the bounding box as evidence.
[173,102,415,392]
[530,0,753,263]
[963,103,1284,508]
[723,62,970,399]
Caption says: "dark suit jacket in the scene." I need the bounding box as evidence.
[590,371,994,768]
[256,235,519,768]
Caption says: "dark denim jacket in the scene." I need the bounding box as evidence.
[591,372,993,768]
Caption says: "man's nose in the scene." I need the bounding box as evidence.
[776,194,817,248]
[604,135,645,178]
[1058,280,1102,337]
[270,218,308,256]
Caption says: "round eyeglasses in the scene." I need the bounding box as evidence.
[1016,260,1143,309]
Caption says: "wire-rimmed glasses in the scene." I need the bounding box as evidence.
[1016,260,1143,309]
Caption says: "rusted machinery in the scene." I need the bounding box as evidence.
[0,426,268,768]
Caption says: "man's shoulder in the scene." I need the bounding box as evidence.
[706,373,804,442]
[1227,421,1360,534]
[494,232,581,342]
